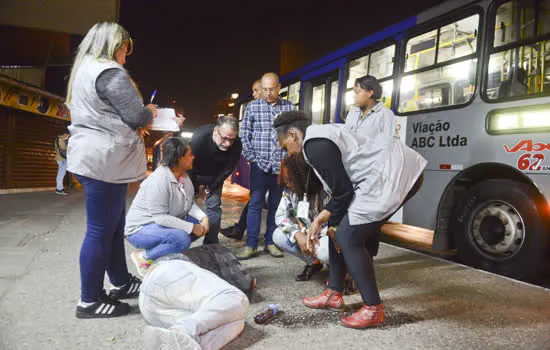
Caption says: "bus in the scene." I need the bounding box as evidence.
[279,0,550,281]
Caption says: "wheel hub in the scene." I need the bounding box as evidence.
[470,201,525,259]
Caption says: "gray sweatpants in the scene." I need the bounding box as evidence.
[139,259,249,350]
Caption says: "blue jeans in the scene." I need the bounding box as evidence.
[235,202,248,234]
[246,162,282,248]
[204,186,223,244]
[56,160,67,190]
[126,216,199,260]
[75,175,130,303]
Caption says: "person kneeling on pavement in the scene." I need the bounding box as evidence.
[125,137,210,276]
[140,245,253,350]
[274,111,426,329]
[273,153,330,281]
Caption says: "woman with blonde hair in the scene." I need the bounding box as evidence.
[66,22,158,319]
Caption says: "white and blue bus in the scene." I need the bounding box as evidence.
[279,0,550,281]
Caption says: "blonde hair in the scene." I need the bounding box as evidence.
[66,22,133,104]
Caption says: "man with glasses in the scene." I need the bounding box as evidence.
[237,72,295,260]
[189,116,242,245]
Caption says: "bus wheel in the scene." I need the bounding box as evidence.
[453,179,549,281]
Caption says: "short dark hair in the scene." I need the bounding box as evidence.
[273,110,309,139]
[217,115,239,132]
[355,75,382,100]
[161,137,189,168]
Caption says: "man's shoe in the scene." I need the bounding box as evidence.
[303,288,345,311]
[220,225,244,240]
[264,244,283,258]
[340,303,384,329]
[236,246,258,260]
[296,262,323,281]
[56,189,69,195]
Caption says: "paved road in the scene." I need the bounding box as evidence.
[1,189,549,350]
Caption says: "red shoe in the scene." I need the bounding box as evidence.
[303,288,345,311]
[341,304,384,329]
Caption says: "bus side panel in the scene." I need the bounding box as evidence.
[403,170,456,230]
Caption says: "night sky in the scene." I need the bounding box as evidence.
[120,0,445,131]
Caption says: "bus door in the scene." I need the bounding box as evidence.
[302,71,340,125]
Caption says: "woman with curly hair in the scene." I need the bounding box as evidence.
[272,153,330,281]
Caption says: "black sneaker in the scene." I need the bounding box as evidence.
[220,225,244,240]
[108,274,141,300]
[76,292,130,319]
[55,189,69,195]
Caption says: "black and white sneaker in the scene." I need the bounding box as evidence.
[108,274,142,300]
[76,292,130,319]
[55,189,69,195]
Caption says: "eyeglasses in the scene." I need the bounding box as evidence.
[216,127,237,143]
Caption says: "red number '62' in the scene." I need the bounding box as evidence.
[517,153,545,171]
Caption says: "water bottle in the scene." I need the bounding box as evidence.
[254,303,281,325]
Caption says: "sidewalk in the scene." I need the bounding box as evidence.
[0,188,549,349]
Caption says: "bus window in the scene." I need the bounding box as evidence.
[485,0,550,101]
[344,44,395,116]
[280,86,289,100]
[288,81,301,106]
[405,29,438,72]
[493,0,550,48]
[329,80,339,123]
[398,13,480,113]
[311,84,325,124]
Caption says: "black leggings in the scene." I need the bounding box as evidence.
[328,172,424,305]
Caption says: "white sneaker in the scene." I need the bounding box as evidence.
[143,325,201,350]
[131,250,151,278]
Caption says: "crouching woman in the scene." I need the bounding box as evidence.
[274,111,426,329]
[125,137,210,276]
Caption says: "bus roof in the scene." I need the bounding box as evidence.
[280,0,482,84]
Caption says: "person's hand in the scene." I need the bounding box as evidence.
[197,185,210,200]
[307,220,322,248]
[295,231,310,255]
[176,113,186,127]
[192,224,206,237]
[147,104,158,118]
[200,216,210,233]
[140,129,150,137]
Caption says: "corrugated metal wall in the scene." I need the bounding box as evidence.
[0,106,69,189]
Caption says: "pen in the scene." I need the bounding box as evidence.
[150,90,157,104]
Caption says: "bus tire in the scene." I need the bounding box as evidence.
[453,179,549,281]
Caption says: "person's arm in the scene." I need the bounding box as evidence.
[209,140,242,190]
[95,68,153,129]
[145,179,198,233]
[239,105,256,162]
[380,106,396,137]
[304,139,354,227]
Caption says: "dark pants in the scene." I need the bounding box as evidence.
[203,186,223,244]
[75,175,130,303]
[329,172,424,306]
[246,162,281,248]
[235,202,248,234]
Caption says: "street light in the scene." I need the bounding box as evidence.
[228,102,235,107]
[231,92,239,100]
